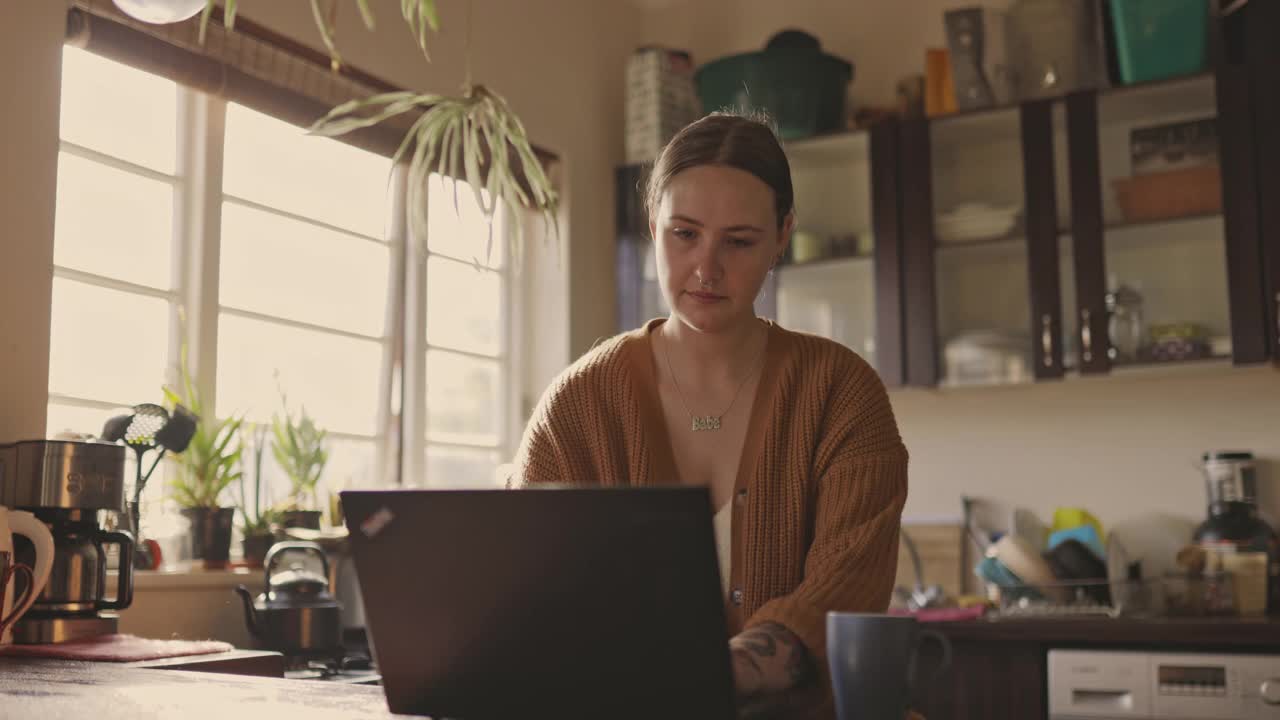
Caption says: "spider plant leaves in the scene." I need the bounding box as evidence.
[403,0,441,59]
[310,0,344,71]
[329,86,557,266]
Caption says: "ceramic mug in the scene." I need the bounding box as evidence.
[0,551,35,640]
[827,612,952,720]
[0,506,55,644]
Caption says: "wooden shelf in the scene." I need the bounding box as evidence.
[926,71,1215,148]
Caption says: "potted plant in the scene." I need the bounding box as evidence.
[236,422,277,568]
[271,392,329,531]
[164,353,243,569]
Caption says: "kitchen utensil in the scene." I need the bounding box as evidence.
[1045,539,1111,605]
[0,506,55,645]
[994,534,1064,601]
[101,403,197,548]
[1010,507,1048,550]
[0,551,35,641]
[1,439,134,644]
[1193,451,1279,614]
[1048,524,1106,560]
[235,541,343,655]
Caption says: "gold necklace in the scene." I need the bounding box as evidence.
[662,328,767,432]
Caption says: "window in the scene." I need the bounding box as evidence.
[49,46,518,523]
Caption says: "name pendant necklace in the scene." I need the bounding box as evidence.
[663,330,766,432]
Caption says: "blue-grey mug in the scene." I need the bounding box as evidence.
[827,612,952,720]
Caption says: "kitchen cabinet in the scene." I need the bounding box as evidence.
[615,3,1279,388]
[911,617,1280,720]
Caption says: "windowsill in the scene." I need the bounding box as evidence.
[116,562,265,590]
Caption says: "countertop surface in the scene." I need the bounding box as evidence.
[923,615,1280,647]
[0,656,410,719]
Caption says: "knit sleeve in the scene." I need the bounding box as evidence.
[745,357,909,665]
[508,378,576,488]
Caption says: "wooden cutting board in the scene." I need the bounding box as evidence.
[894,519,967,599]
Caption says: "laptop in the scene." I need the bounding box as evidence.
[340,486,736,720]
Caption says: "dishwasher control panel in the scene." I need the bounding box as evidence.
[1049,650,1280,719]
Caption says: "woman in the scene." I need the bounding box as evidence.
[512,113,909,718]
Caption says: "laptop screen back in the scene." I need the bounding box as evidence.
[341,487,736,720]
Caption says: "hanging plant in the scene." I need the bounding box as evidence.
[308,85,559,264]
[187,0,556,265]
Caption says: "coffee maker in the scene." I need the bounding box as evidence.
[0,438,135,643]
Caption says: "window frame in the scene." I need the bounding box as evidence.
[49,45,522,506]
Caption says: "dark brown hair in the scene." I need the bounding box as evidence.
[644,112,794,228]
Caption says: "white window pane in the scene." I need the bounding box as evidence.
[427,174,504,268]
[54,153,174,289]
[219,202,391,336]
[216,314,383,437]
[425,350,501,445]
[46,402,122,439]
[48,279,170,402]
[423,444,502,488]
[223,103,391,237]
[59,46,177,174]
[241,430,376,519]
[320,437,377,501]
[426,256,501,356]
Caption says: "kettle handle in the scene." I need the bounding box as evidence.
[264,541,330,589]
[96,529,134,611]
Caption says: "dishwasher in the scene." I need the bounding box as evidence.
[1048,649,1280,719]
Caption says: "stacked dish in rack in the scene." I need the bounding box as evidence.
[936,203,1022,244]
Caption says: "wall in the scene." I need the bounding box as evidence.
[0,2,64,443]
[892,364,1280,535]
[0,0,638,443]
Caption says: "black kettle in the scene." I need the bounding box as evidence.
[234,541,343,654]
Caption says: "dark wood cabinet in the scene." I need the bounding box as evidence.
[913,617,1280,720]
[615,3,1280,387]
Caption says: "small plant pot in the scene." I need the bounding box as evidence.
[181,507,235,570]
[241,532,275,569]
[278,509,323,531]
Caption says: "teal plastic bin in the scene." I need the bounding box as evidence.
[1109,0,1209,85]
[695,31,853,140]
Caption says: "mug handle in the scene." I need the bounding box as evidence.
[911,629,953,696]
[0,563,35,637]
[7,511,54,621]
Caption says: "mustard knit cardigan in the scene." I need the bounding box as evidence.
[513,318,909,716]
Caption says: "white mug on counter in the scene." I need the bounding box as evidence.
[0,505,54,644]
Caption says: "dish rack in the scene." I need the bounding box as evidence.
[983,578,1159,619]
[984,572,1239,619]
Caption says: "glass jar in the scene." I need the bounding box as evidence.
[1105,280,1144,362]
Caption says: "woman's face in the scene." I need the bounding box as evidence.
[649,164,792,335]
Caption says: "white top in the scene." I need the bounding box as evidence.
[713,501,732,599]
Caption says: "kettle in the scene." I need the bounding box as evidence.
[234,541,342,654]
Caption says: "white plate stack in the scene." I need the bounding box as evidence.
[936,203,1022,244]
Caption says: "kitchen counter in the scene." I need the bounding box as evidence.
[925,614,1280,648]
[0,656,407,719]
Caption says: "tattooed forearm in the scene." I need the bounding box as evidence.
[729,622,815,696]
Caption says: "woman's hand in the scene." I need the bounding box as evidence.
[729,622,812,701]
